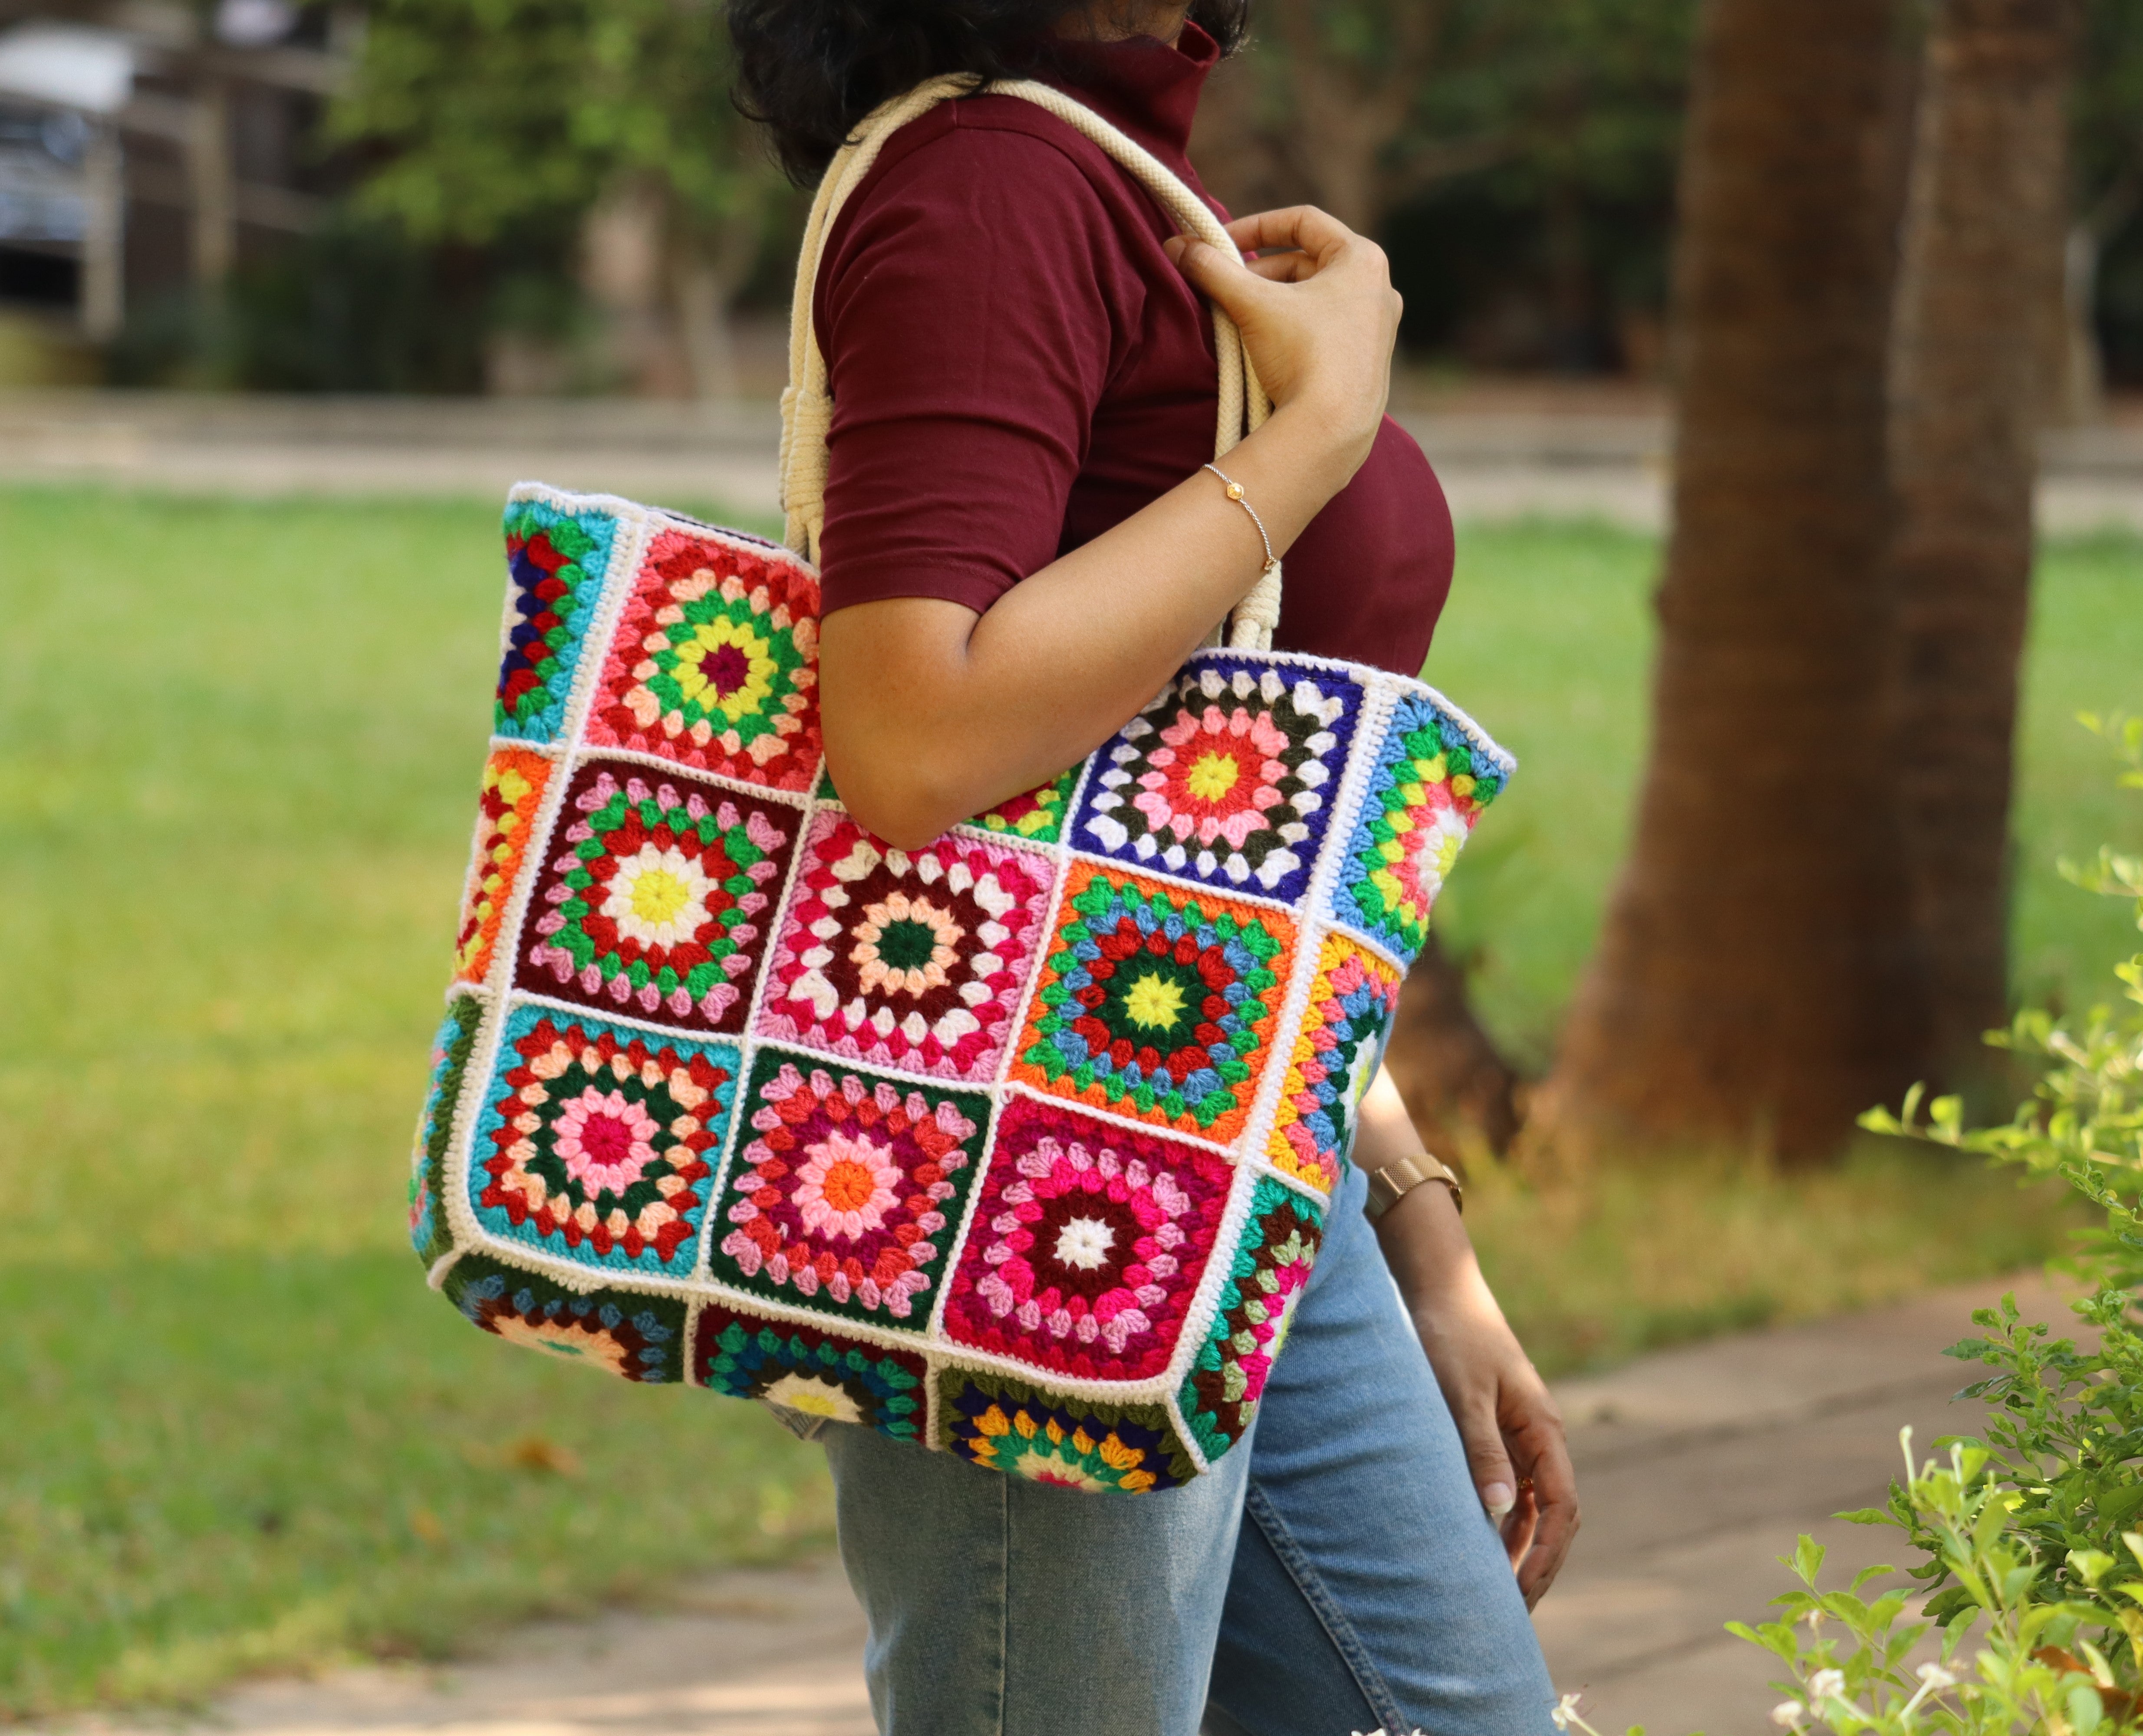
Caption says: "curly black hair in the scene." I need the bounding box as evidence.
[725,0,1250,184]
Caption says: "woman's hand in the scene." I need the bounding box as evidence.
[1400,1229,1580,1608]
[1165,206,1402,482]
[1356,1066,1579,1608]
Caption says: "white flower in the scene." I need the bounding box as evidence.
[1771,1701,1808,1728]
[1808,1669,1847,1701]
[1550,1691,1586,1731]
[600,845,714,947]
[1051,1214,1117,1270]
[1915,1662,1958,1691]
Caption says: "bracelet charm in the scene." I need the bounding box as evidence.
[1203,461,1280,575]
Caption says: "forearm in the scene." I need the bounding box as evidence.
[818,396,1366,847]
[1356,1064,1502,1325]
[1357,1064,1574,1583]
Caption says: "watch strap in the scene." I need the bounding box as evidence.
[1363,1151,1465,1218]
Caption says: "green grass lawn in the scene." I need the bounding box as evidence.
[0,489,2130,1715]
[0,491,833,1719]
[1424,522,2143,1064]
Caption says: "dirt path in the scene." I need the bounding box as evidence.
[37,1272,2057,1736]
[8,390,2140,533]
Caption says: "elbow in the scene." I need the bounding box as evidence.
[819,602,990,848]
[858,806,955,855]
[826,746,968,852]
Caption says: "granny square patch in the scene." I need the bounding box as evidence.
[706,1047,991,1331]
[1010,864,1294,1142]
[409,993,484,1265]
[938,1368,1196,1492]
[445,1252,686,1382]
[1331,692,1508,963]
[515,758,797,1033]
[495,500,618,743]
[453,748,555,985]
[1178,1178,1325,1462]
[1267,934,1404,1197]
[941,1096,1233,1382]
[972,764,1082,845]
[469,1004,739,1276]
[586,526,822,791]
[753,812,1055,1081]
[1070,658,1362,900]
[693,1304,925,1439]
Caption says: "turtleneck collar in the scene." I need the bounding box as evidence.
[1038,20,1219,183]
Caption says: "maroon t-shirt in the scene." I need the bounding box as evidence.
[813,25,1453,679]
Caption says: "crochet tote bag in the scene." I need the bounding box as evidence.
[409,76,1515,1494]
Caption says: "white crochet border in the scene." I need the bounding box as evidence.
[421,481,1514,1481]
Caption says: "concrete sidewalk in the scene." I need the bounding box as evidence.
[1537,1272,2064,1733]
[42,1272,2066,1736]
[6,390,2141,532]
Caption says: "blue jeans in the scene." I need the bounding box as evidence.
[820,1163,1559,1736]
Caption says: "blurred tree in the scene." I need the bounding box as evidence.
[1531,0,1930,1162]
[333,0,782,398]
[2063,0,2143,402]
[1190,0,1504,233]
[1454,0,1696,371]
[1403,0,1695,372]
[1197,0,1697,371]
[1887,0,2077,1087]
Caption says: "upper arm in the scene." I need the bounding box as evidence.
[814,124,1131,623]
[810,123,1154,845]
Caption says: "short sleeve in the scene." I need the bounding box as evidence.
[813,116,1139,618]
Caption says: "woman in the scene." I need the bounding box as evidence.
[725,4,1577,1732]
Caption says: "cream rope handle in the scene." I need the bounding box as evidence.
[777,76,1283,652]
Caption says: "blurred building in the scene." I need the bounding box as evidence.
[0,0,353,342]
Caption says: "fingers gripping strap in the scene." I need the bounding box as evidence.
[777,76,1282,652]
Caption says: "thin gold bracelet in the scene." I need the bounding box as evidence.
[1203,461,1280,575]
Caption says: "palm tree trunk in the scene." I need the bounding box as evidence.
[1531,0,1929,1162]
[1887,0,2076,1083]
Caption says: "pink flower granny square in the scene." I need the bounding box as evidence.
[941,1095,1233,1383]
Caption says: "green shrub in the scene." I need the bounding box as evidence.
[1600,717,2143,1736]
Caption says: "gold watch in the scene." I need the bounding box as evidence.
[1363,1151,1464,1219]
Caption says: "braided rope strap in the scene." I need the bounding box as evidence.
[777,76,1283,653]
